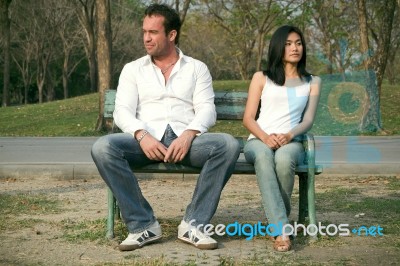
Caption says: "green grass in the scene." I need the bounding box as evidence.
[380,83,400,134]
[61,217,180,245]
[316,186,400,234]
[0,193,61,215]
[0,193,61,231]
[62,218,111,243]
[213,80,250,92]
[0,79,398,137]
[0,94,103,136]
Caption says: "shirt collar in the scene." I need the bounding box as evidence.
[143,47,191,66]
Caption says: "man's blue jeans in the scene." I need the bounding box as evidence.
[243,138,304,235]
[91,126,240,234]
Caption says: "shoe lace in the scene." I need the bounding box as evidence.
[128,230,149,241]
[188,228,208,242]
[142,230,149,239]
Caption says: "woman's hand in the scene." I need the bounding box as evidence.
[263,134,281,149]
[276,133,293,146]
[264,133,293,149]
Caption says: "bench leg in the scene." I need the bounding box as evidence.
[106,188,115,239]
[116,203,121,220]
[307,168,318,240]
[298,171,318,240]
[298,173,308,224]
[303,133,318,240]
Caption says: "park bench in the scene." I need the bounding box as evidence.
[103,89,323,239]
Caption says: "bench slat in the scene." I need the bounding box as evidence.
[215,91,247,120]
[130,162,322,175]
[104,89,116,118]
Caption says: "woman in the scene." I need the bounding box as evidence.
[243,25,321,252]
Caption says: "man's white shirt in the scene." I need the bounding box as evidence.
[114,49,216,140]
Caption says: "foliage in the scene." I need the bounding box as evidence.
[1,0,398,106]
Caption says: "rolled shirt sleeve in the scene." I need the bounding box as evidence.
[186,61,216,134]
[113,62,146,135]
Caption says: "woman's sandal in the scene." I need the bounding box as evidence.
[273,235,292,252]
[265,220,275,242]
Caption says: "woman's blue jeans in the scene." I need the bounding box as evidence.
[244,138,304,235]
[91,126,240,234]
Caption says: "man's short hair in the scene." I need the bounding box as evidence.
[145,4,182,45]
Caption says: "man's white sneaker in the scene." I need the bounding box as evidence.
[119,221,162,251]
[177,220,218,250]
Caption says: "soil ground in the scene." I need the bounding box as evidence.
[0,173,399,266]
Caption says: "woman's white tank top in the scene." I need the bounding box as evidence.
[248,77,310,140]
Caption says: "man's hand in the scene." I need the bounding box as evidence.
[136,130,167,161]
[164,130,198,163]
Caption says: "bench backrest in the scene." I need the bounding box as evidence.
[103,89,318,169]
[104,90,249,121]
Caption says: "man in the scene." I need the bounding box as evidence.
[91,3,240,251]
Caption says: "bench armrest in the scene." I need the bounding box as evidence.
[303,133,316,170]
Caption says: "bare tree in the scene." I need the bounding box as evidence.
[385,5,400,84]
[310,0,358,76]
[356,0,380,133]
[174,0,191,26]
[11,43,34,105]
[9,0,63,103]
[181,13,239,79]
[59,1,86,99]
[368,0,397,92]
[73,0,98,93]
[110,1,144,77]
[95,0,112,131]
[356,0,397,132]
[32,0,64,103]
[203,0,296,80]
[0,0,12,107]
[9,0,34,104]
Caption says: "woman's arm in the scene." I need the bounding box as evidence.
[243,72,280,149]
[288,76,322,138]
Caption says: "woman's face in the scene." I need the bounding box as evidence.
[283,32,303,64]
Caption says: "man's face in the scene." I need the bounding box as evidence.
[142,15,170,57]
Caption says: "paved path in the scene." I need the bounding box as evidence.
[0,136,399,179]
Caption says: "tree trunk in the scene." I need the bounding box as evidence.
[36,50,51,103]
[62,52,69,99]
[385,46,398,85]
[89,42,98,92]
[74,0,98,93]
[175,0,191,32]
[356,0,382,132]
[95,0,112,131]
[37,77,44,103]
[371,0,396,96]
[1,0,12,107]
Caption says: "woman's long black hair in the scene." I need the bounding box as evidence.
[263,25,311,86]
